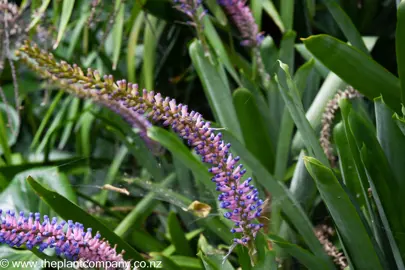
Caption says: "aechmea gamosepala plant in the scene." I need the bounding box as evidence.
[17,41,264,260]
[0,209,126,266]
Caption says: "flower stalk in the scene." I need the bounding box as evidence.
[17,41,264,263]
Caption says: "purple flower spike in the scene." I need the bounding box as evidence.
[0,210,125,263]
[218,0,263,47]
[18,42,264,249]
[174,0,206,21]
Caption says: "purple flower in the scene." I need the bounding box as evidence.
[218,0,263,47]
[0,210,125,263]
[18,42,264,248]
[174,0,203,18]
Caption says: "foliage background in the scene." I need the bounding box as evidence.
[1,0,405,269]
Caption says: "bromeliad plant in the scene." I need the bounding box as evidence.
[17,41,264,262]
[2,0,405,269]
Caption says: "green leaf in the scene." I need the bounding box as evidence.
[170,256,203,270]
[396,1,405,104]
[168,212,194,256]
[189,40,242,140]
[275,61,328,164]
[280,0,294,30]
[27,177,145,262]
[262,0,285,33]
[127,13,144,82]
[268,234,327,270]
[321,0,368,54]
[203,17,241,85]
[304,157,384,270]
[348,109,405,267]
[333,122,365,207]
[53,0,75,49]
[233,88,275,171]
[375,97,405,194]
[275,59,315,179]
[303,35,401,112]
[112,1,125,70]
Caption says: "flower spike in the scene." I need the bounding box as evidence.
[0,210,126,264]
[17,41,263,252]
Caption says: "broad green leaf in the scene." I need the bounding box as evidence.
[396,1,405,103]
[338,99,385,247]
[53,0,75,49]
[170,256,203,270]
[268,234,327,270]
[348,110,405,267]
[112,1,125,70]
[168,212,194,257]
[203,17,241,85]
[303,35,401,112]
[280,0,294,30]
[27,177,145,262]
[333,122,365,207]
[288,151,317,213]
[321,0,368,54]
[295,44,329,78]
[250,0,262,27]
[292,36,378,153]
[375,97,405,194]
[275,61,328,164]
[275,59,314,179]
[233,88,275,171]
[304,157,384,270]
[189,40,242,140]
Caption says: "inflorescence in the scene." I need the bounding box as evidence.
[0,209,125,263]
[218,0,263,47]
[17,41,264,249]
[320,86,362,166]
